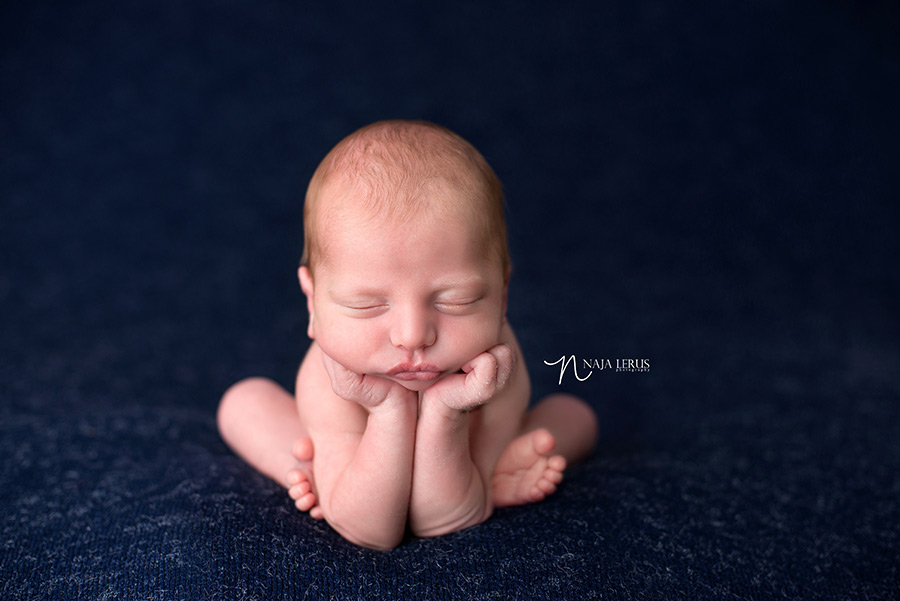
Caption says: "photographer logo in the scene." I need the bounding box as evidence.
[544,355,650,385]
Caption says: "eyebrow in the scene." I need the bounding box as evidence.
[327,285,387,301]
[433,275,488,291]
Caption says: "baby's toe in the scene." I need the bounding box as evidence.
[289,481,311,500]
[536,478,558,496]
[548,455,567,472]
[294,492,316,512]
[531,428,556,456]
[546,468,564,485]
[292,438,314,462]
[529,487,547,502]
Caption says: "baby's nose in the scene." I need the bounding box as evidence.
[390,307,436,350]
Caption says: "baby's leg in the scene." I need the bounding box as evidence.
[491,428,566,507]
[520,393,598,464]
[217,377,317,513]
[286,438,321,517]
[492,393,597,507]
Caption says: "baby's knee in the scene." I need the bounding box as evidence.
[548,392,595,416]
[557,393,598,434]
[217,377,278,436]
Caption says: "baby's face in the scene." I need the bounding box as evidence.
[301,201,506,392]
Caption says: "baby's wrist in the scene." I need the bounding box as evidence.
[422,385,483,416]
[365,386,417,415]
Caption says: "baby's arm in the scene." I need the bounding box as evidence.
[297,344,418,550]
[408,344,518,537]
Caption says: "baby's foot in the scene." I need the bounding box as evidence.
[286,437,323,520]
[491,428,566,507]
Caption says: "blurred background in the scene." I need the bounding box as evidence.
[2,1,898,598]
[4,1,895,408]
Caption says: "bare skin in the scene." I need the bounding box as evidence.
[217,122,599,549]
[287,422,570,515]
[217,204,598,549]
[219,345,594,543]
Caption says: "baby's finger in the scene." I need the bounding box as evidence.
[472,344,516,402]
[462,352,501,405]
[321,355,359,395]
[485,344,515,390]
[321,352,369,398]
[320,351,392,406]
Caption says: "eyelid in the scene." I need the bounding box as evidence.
[436,297,479,306]
[338,299,389,314]
[344,302,387,309]
[435,296,483,313]
[342,306,387,320]
[343,300,386,308]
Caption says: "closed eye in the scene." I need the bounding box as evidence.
[342,303,388,317]
[435,298,482,315]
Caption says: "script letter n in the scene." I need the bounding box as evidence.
[544,355,593,385]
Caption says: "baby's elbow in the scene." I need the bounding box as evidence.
[410,500,493,539]
[349,533,403,551]
[322,506,405,551]
[332,521,403,551]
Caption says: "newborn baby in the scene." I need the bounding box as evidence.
[218,120,598,550]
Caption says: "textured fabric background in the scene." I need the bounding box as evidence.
[2,1,898,599]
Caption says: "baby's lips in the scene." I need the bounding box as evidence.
[389,370,442,382]
[386,360,442,375]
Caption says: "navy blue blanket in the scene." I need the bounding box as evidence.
[2,1,898,599]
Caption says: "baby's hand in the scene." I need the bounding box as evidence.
[320,351,413,409]
[424,344,515,412]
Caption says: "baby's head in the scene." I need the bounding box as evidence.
[301,120,509,281]
[299,121,512,387]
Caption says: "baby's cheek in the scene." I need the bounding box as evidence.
[316,327,376,373]
[445,320,503,365]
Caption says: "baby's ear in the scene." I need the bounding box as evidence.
[298,266,316,339]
